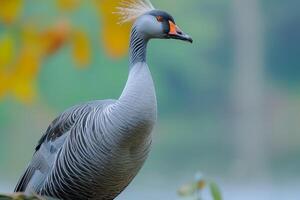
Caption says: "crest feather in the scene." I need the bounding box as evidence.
[115,0,155,24]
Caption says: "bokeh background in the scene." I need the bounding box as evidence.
[0,0,299,199]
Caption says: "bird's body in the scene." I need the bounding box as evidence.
[15,1,192,199]
[16,62,157,199]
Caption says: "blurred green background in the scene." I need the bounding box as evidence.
[0,0,300,199]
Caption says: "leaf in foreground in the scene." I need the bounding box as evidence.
[209,182,222,200]
[0,193,58,200]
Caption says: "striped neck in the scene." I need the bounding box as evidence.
[129,26,149,66]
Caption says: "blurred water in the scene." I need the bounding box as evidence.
[117,181,300,200]
[0,183,12,194]
[2,180,299,200]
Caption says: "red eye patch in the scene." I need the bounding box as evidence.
[156,16,164,22]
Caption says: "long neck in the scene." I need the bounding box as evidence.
[129,26,149,66]
[116,25,157,128]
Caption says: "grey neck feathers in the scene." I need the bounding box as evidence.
[129,26,149,66]
[117,25,157,128]
[114,23,157,135]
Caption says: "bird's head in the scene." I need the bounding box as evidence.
[134,10,193,43]
[116,0,192,43]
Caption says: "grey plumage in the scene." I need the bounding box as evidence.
[15,64,156,200]
[15,7,192,200]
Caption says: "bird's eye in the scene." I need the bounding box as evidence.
[156,16,163,22]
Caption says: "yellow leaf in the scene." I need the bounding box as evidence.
[10,48,41,103]
[11,77,36,104]
[0,47,40,103]
[0,0,23,24]
[72,30,91,67]
[21,24,41,50]
[0,33,15,69]
[0,73,9,99]
[57,0,80,11]
[15,48,40,79]
[95,0,131,58]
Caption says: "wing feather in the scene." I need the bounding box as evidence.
[14,100,115,193]
[14,166,35,192]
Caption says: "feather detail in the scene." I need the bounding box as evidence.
[115,0,155,24]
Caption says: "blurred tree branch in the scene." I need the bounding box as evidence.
[0,0,132,104]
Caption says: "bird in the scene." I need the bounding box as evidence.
[14,0,192,199]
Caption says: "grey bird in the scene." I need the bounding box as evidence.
[14,1,192,199]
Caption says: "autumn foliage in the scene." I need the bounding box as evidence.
[0,0,132,103]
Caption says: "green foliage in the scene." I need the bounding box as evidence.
[178,173,222,200]
[210,182,222,200]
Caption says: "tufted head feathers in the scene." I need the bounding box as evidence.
[114,0,193,43]
[115,0,155,24]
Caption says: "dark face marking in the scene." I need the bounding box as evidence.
[148,10,175,34]
[148,10,175,23]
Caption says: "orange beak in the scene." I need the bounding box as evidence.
[168,20,193,43]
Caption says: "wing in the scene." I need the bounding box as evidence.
[14,99,116,193]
